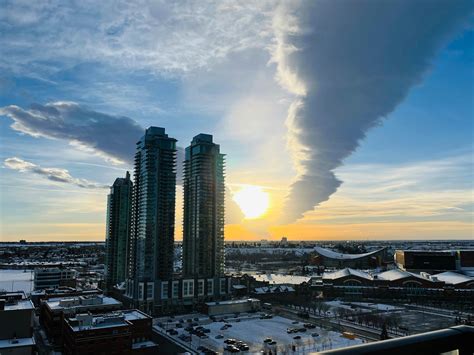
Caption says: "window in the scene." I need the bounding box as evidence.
[138,282,144,300]
[183,280,194,297]
[172,281,179,298]
[147,282,154,300]
[220,278,226,294]
[207,279,214,296]
[198,279,204,296]
[161,281,169,299]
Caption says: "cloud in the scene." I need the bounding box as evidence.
[1,102,143,165]
[4,157,107,189]
[0,1,274,78]
[273,0,473,223]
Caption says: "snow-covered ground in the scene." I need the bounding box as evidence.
[155,313,363,354]
[0,269,34,294]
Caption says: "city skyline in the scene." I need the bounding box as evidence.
[1,1,473,242]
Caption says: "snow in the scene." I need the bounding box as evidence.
[155,313,363,353]
[432,271,473,285]
[251,273,311,285]
[324,300,403,312]
[376,269,411,281]
[0,269,34,294]
[323,268,372,280]
[314,246,385,260]
[254,285,295,294]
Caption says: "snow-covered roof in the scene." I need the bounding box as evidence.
[254,285,295,294]
[251,274,311,285]
[376,269,412,281]
[323,268,372,280]
[433,271,474,285]
[314,246,385,260]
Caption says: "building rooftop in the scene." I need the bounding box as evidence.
[1,298,34,311]
[205,298,260,307]
[433,271,474,285]
[0,337,35,349]
[251,273,311,285]
[376,269,413,281]
[46,295,121,311]
[67,309,150,332]
[323,268,372,280]
[315,246,385,260]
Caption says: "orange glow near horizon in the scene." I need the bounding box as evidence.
[232,185,270,219]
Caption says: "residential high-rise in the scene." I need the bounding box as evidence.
[126,127,177,308]
[183,134,225,278]
[105,171,132,290]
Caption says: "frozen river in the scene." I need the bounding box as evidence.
[0,269,34,294]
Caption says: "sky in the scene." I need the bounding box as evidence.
[0,0,473,242]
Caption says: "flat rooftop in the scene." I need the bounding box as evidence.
[2,299,34,311]
[45,295,121,310]
[0,337,35,349]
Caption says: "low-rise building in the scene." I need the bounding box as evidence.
[62,310,157,355]
[34,268,77,290]
[395,249,474,273]
[204,298,260,316]
[0,292,35,355]
[40,294,122,348]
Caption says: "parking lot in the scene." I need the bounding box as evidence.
[155,312,363,354]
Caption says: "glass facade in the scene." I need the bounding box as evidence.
[128,127,177,302]
[183,134,225,278]
[105,171,132,289]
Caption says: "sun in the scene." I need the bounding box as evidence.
[233,185,270,219]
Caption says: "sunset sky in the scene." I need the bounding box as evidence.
[1,1,473,242]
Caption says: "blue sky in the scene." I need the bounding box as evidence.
[0,1,472,241]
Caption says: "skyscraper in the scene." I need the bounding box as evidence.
[183,134,225,278]
[105,172,132,290]
[126,127,177,308]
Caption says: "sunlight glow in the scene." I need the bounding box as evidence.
[233,185,270,219]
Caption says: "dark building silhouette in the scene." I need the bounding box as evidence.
[105,171,132,290]
[182,134,225,278]
[125,127,177,312]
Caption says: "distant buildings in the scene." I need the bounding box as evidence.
[0,292,35,355]
[320,268,474,301]
[395,249,474,272]
[313,246,386,268]
[183,134,225,278]
[105,171,132,290]
[34,268,76,290]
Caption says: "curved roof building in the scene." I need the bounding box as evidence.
[313,246,386,268]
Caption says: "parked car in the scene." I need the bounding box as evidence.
[298,328,307,332]
[225,345,240,353]
[304,323,316,329]
[238,344,250,351]
[225,338,237,344]
[215,334,224,339]
[293,335,302,340]
[311,333,319,337]
[263,338,273,343]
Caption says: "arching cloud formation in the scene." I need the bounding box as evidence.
[273,0,473,223]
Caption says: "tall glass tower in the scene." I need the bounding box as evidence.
[127,127,177,305]
[183,134,225,278]
[105,171,132,290]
